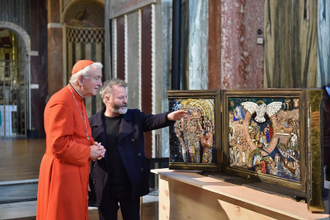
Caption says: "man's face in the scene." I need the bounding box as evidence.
[108,85,128,115]
[82,68,103,97]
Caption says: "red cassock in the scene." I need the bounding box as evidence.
[37,85,93,220]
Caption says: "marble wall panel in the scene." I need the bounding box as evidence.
[186,0,208,90]
[318,0,330,87]
[126,12,141,109]
[160,0,172,97]
[221,0,264,89]
[49,0,61,23]
[264,0,317,88]
[116,16,126,81]
[48,27,64,94]
[159,0,172,157]
[141,7,152,115]
[141,6,153,157]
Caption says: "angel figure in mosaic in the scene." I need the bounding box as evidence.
[241,101,282,123]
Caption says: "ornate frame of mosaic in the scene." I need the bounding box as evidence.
[167,90,222,171]
[222,89,306,189]
[221,89,324,212]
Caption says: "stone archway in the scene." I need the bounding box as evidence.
[62,0,105,116]
[0,21,31,137]
[0,22,31,55]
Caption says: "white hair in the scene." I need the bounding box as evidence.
[69,62,103,84]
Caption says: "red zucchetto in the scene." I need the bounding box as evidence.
[71,60,94,75]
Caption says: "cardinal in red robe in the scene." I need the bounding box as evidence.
[37,60,104,220]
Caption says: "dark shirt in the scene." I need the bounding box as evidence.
[104,115,130,186]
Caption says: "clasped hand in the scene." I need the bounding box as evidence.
[90,142,106,161]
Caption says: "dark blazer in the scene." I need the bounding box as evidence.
[88,107,173,207]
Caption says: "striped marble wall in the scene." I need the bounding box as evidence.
[110,0,169,158]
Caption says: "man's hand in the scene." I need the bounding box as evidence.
[89,142,106,161]
[167,110,188,121]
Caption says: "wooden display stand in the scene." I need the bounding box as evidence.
[153,169,329,220]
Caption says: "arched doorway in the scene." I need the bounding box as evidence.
[0,23,31,137]
[63,0,105,116]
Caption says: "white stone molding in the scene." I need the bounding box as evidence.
[62,23,67,86]
[151,4,156,115]
[30,51,39,56]
[47,23,63,28]
[138,9,142,110]
[124,14,128,83]
[151,3,156,158]
[113,19,117,78]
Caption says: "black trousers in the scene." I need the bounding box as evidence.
[98,185,140,220]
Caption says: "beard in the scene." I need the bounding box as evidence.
[111,103,128,115]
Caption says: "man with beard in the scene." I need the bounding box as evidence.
[88,78,187,220]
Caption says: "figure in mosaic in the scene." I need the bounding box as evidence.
[170,98,215,164]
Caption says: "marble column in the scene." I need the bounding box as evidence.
[30,0,48,137]
[47,0,63,96]
[208,0,221,90]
